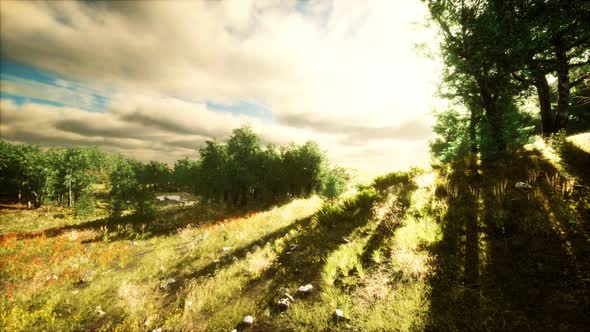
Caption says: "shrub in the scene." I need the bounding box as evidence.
[320,166,350,199]
[75,193,96,217]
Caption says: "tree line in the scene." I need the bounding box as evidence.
[0,127,349,215]
[425,0,590,162]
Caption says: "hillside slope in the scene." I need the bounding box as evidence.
[1,137,589,331]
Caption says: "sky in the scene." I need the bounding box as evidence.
[0,0,441,175]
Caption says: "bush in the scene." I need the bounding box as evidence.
[320,166,349,199]
[372,170,418,192]
[75,193,96,217]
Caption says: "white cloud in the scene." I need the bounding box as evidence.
[0,0,440,173]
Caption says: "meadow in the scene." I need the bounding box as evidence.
[2,135,589,331]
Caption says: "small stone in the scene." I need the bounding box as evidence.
[230,330,237,332]
[297,284,313,294]
[286,251,291,255]
[334,308,345,320]
[96,306,106,316]
[290,244,300,250]
[222,246,232,252]
[213,259,221,263]
[283,293,295,302]
[277,297,291,310]
[515,181,533,190]
[151,328,162,332]
[342,237,351,244]
[243,315,254,325]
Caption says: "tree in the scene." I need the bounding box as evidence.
[505,0,590,135]
[226,127,263,205]
[0,142,50,208]
[109,158,155,218]
[199,140,229,202]
[56,147,104,207]
[172,158,201,193]
[140,160,171,191]
[320,166,350,199]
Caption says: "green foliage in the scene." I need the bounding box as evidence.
[320,166,350,199]
[429,109,471,163]
[195,126,338,206]
[372,169,418,193]
[478,104,536,157]
[1,126,343,213]
[425,0,590,157]
[109,159,155,218]
[0,141,50,208]
[75,193,96,217]
[172,158,201,193]
[140,160,171,191]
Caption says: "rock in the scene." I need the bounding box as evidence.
[243,315,254,325]
[515,181,533,190]
[213,259,221,263]
[96,306,106,316]
[230,330,237,332]
[342,237,351,244]
[290,244,300,250]
[151,329,162,332]
[334,308,345,320]
[277,297,291,310]
[283,293,295,302]
[286,251,292,255]
[297,284,313,294]
[222,246,232,252]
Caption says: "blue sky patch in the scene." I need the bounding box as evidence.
[206,101,272,120]
[0,59,110,112]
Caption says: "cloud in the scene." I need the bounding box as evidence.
[0,96,330,163]
[0,0,440,172]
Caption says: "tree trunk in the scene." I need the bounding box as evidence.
[554,40,570,132]
[68,177,72,207]
[534,71,554,136]
[477,78,506,152]
[469,108,478,154]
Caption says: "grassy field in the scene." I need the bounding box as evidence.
[1,138,589,331]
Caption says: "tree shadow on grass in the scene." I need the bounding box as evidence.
[426,158,481,331]
[560,140,590,185]
[427,151,590,331]
[198,193,379,331]
[160,215,316,306]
